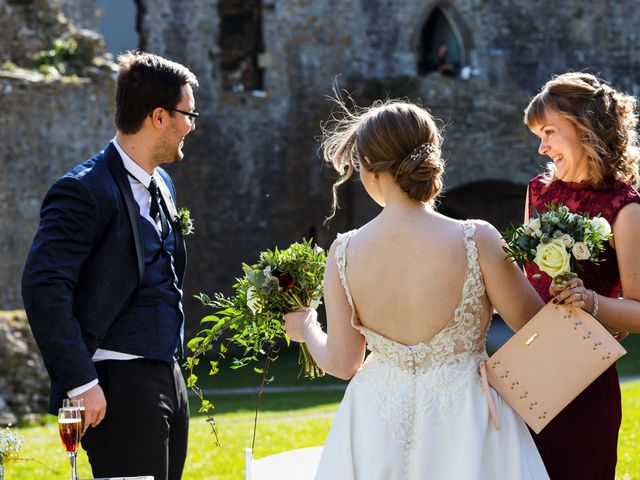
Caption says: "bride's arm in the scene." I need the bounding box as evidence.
[475,221,545,331]
[284,240,366,380]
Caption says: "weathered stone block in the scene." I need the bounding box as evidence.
[0,310,49,423]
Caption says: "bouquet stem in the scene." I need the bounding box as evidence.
[298,342,324,379]
[285,292,325,378]
[551,272,578,292]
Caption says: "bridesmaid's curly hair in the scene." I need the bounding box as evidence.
[524,72,639,186]
[321,94,444,221]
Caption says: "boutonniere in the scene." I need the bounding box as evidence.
[175,208,195,235]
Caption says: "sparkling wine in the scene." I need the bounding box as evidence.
[78,407,86,433]
[59,417,81,453]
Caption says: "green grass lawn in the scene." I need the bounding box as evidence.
[5,390,343,480]
[6,341,640,479]
[618,334,640,378]
[618,381,640,479]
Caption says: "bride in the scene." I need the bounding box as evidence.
[284,98,550,479]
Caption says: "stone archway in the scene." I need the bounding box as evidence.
[418,7,461,76]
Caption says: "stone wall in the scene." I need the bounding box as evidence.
[0,0,68,68]
[133,0,640,321]
[0,311,49,423]
[58,0,100,32]
[1,0,639,351]
[0,70,116,309]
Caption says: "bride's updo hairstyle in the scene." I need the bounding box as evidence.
[322,97,444,220]
[524,72,639,186]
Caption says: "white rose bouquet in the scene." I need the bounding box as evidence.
[502,203,612,284]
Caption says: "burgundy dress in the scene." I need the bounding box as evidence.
[525,174,640,480]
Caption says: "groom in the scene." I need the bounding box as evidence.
[22,51,199,480]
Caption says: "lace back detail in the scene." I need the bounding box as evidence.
[334,221,490,367]
[333,222,492,468]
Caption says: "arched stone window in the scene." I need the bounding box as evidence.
[219,0,265,93]
[96,0,140,55]
[418,7,462,77]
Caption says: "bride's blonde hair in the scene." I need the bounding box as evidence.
[322,95,444,221]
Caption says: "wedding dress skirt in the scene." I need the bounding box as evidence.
[314,223,549,479]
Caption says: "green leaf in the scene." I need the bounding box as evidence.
[186,373,198,388]
[187,337,205,350]
[200,315,220,324]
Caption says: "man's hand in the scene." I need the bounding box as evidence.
[72,384,107,434]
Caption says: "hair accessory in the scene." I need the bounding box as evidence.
[409,142,435,163]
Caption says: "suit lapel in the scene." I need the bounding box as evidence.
[105,143,145,283]
[156,173,187,287]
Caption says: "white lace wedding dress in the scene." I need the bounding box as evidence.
[315,222,549,479]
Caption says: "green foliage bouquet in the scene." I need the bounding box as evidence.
[502,203,613,284]
[185,239,326,443]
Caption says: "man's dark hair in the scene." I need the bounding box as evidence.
[115,50,199,134]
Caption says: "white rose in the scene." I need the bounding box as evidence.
[525,218,542,237]
[591,216,612,237]
[559,233,574,248]
[572,242,591,261]
[246,286,263,315]
[534,239,572,278]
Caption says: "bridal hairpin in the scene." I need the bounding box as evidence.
[409,142,435,162]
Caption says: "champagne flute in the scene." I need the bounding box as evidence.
[63,398,86,434]
[58,407,81,480]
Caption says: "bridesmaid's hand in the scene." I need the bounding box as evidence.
[284,309,317,343]
[550,277,631,340]
[551,278,629,340]
[550,277,594,313]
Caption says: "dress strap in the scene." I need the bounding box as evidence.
[462,220,476,248]
[334,229,357,308]
[462,221,482,286]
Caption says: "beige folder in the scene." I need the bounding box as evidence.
[485,302,626,434]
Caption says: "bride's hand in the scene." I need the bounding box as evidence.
[284,309,317,343]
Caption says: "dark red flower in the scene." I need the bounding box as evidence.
[274,268,295,291]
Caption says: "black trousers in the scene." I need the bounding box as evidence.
[81,358,189,480]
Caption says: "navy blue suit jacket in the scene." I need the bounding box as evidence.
[22,142,186,414]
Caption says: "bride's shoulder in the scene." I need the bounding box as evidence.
[329,228,359,256]
[462,219,503,248]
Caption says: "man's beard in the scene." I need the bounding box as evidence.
[153,137,184,165]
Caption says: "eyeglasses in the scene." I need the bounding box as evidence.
[163,107,199,124]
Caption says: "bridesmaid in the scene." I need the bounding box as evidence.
[522,72,640,479]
